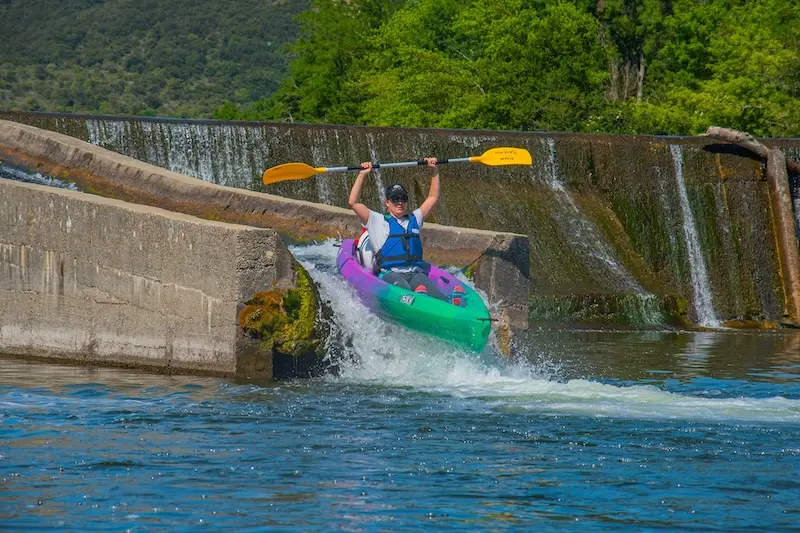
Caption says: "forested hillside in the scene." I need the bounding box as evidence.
[0,0,310,117]
[2,0,798,136]
[217,0,800,137]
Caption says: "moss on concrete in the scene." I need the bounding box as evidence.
[6,111,800,329]
[237,265,321,358]
[530,293,690,328]
[462,261,478,280]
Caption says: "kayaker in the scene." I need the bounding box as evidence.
[348,158,448,300]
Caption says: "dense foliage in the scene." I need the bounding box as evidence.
[2,0,798,135]
[0,0,310,117]
[217,0,800,136]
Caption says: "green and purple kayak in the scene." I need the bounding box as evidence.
[337,239,492,352]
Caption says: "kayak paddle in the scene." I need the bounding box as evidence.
[262,147,533,185]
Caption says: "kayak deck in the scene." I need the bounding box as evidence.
[336,239,492,352]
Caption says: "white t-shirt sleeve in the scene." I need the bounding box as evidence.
[365,210,389,251]
[412,208,423,228]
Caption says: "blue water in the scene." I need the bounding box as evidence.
[3,246,800,531]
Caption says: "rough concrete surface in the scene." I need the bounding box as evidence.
[0,119,530,332]
[0,178,298,378]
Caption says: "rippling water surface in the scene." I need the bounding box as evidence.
[3,243,800,532]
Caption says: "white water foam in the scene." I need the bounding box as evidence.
[472,378,800,423]
[670,144,720,327]
[291,241,800,423]
[88,118,270,189]
[0,164,78,190]
[292,241,517,375]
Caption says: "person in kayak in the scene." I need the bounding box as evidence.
[348,158,448,300]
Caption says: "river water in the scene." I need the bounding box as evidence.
[2,241,800,532]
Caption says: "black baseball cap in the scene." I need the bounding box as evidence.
[385,184,408,200]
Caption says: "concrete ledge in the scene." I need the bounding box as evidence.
[0,119,530,331]
[0,178,300,378]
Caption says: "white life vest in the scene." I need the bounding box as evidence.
[356,231,374,270]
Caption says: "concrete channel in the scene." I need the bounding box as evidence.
[0,120,531,377]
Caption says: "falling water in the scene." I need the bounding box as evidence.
[87,118,126,149]
[310,139,333,205]
[87,119,268,188]
[670,144,719,327]
[366,133,386,203]
[542,138,645,295]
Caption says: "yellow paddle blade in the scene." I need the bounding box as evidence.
[470,147,532,166]
[262,163,327,185]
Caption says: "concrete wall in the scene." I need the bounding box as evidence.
[5,111,794,327]
[0,178,299,378]
[0,119,531,331]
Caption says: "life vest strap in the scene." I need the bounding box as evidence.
[375,215,423,274]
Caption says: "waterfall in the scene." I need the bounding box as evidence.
[670,144,719,327]
[8,110,794,327]
[367,133,386,203]
[87,118,268,189]
[86,119,125,151]
[542,138,644,294]
[310,140,332,205]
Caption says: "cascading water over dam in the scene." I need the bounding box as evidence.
[3,111,797,328]
[669,144,719,327]
[541,138,644,295]
[4,112,800,533]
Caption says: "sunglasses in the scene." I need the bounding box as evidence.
[389,195,408,204]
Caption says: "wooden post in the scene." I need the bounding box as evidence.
[767,149,800,326]
[704,126,800,327]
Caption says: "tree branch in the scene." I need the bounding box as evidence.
[703,126,800,174]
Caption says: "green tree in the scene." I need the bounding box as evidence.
[361,0,608,131]
[0,0,310,117]
[593,0,665,102]
[259,0,404,123]
[604,0,800,135]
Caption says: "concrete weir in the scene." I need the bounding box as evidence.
[0,178,306,377]
[0,121,529,328]
[0,120,530,373]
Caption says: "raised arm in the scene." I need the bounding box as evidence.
[418,157,440,220]
[348,162,372,225]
